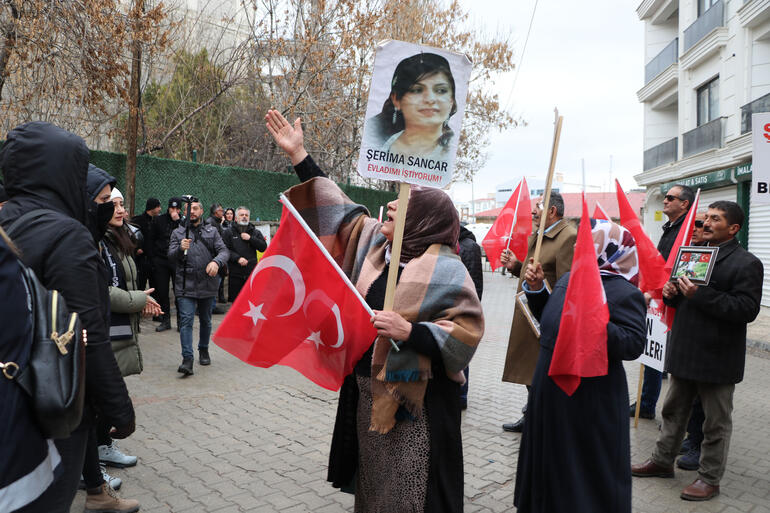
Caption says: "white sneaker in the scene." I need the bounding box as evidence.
[98,441,138,468]
[100,464,122,491]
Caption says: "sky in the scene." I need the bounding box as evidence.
[450,0,645,203]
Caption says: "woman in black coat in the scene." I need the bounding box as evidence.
[514,219,646,513]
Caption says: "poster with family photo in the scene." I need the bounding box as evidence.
[357,40,472,189]
[669,246,719,286]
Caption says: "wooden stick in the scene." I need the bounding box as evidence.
[634,364,644,429]
[381,182,410,351]
[533,111,564,264]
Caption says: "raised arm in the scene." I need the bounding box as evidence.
[265,109,325,181]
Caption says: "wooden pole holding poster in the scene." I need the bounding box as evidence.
[383,182,410,312]
[533,109,564,264]
[634,364,644,428]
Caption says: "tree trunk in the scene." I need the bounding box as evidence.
[125,0,143,217]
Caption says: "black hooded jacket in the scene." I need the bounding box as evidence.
[0,122,135,429]
[458,226,483,300]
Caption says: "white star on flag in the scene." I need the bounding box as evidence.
[243,301,266,326]
[304,331,324,350]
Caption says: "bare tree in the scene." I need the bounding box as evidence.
[0,0,168,141]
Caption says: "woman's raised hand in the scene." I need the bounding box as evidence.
[265,109,308,165]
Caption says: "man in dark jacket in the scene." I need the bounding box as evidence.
[130,197,161,291]
[150,197,184,331]
[169,199,229,375]
[0,122,135,512]
[632,201,763,502]
[223,206,267,302]
[631,184,694,420]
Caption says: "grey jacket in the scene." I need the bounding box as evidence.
[169,221,229,298]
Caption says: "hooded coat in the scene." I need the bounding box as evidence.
[0,122,135,432]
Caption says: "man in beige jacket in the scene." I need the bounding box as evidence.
[500,191,576,432]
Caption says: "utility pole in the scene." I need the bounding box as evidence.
[125,0,143,217]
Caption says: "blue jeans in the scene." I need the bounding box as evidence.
[640,365,662,414]
[178,296,214,359]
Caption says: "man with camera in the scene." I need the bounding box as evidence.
[168,197,229,375]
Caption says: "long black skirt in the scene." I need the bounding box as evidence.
[514,346,632,513]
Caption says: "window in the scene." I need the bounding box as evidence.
[697,77,719,126]
[698,0,718,16]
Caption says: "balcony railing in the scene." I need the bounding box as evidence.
[683,117,725,157]
[645,38,679,84]
[741,91,770,134]
[643,137,678,170]
[684,1,724,53]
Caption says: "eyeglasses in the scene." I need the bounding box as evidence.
[664,194,682,202]
[694,220,704,228]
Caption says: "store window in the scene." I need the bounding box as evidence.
[697,77,719,126]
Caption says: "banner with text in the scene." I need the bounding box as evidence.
[752,113,770,204]
[635,299,667,372]
[357,40,472,188]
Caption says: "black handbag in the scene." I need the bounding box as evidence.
[5,210,86,439]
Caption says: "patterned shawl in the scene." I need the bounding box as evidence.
[591,219,639,286]
[284,177,484,434]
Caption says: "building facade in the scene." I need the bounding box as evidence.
[637,0,770,304]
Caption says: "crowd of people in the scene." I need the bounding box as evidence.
[0,113,764,513]
[0,122,268,512]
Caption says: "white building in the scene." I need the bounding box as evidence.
[636,0,770,304]
[495,173,564,207]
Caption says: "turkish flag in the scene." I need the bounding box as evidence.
[592,202,610,220]
[660,189,701,329]
[481,177,531,270]
[549,193,609,396]
[615,180,667,295]
[213,200,377,391]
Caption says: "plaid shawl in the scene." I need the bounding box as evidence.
[285,178,484,433]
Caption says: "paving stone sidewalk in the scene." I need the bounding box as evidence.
[71,271,770,512]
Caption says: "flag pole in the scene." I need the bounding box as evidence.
[634,364,644,428]
[505,178,523,251]
[279,194,373,315]
[533,109,563,264]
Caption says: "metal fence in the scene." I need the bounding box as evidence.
[684,0,724,53]
[682,117,725,158]
[645,38,678,84]
[741,91,770,134]
[643,137,678,170]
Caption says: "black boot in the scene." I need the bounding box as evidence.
[199,349,211,366]
[156,315,171,332]
[177,357,194,375]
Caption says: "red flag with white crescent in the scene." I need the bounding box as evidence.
[213,198,377,391]
[549,193,609,396]
[481,177,531,270]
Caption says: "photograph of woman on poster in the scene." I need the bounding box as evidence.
[364,52,458,159]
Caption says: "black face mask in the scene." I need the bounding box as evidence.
[87,201,115,244]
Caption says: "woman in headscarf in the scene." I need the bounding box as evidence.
[513,219,646,513]
[265,109,484,513]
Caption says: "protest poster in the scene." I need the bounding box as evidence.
[752,112,770,204]
[357,40,472,188]
[635,299,667,372]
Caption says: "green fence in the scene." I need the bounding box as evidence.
[90,150,396,221]
[1,145,396,221]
